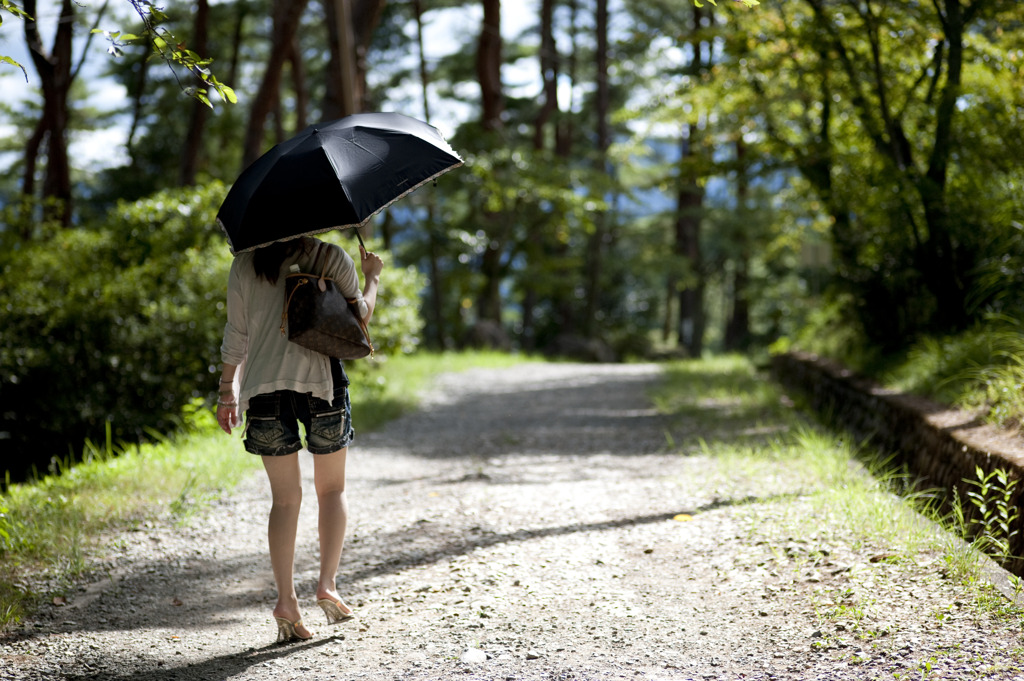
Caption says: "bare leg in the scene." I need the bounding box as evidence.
[262,453,312,637]
[312,447,352,615]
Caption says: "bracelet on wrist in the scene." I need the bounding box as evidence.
[218,401,237,408]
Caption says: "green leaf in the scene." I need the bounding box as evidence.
[0,55,28,82]
[1,1,32,20]
[218,84,237,104]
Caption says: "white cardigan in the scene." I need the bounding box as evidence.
[220,238,361,415]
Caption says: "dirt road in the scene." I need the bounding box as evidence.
[2,363,1022,681]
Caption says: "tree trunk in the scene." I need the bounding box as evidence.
[521,0,560,348]
[553,0,578,333]
[179,0,211,186]
[125,53,150,155]
[675,125,705,356]
[582,0,610,337]
[227,0,249,87]
[241,0,310,168]
[723,139,751,351]
[324,0,386,119]
[477,0,503,131]
[22,0,75,227]
[413,0,447,349]
[474,0,506,324]
[915,0,968,330]
[674,4,708,356]
[556,0,578,158]
[477,240,504,323]
[289,34,309,130]
[662,277,675,343]
[533,0,559,151]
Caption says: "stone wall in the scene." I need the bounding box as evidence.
[771,352,1024,576]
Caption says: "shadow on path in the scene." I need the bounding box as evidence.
[23,487,797,644]
[341,491,803,584]
[357,366,674,458]
[65,635,340,681]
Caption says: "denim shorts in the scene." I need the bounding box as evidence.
[243,388,354,456]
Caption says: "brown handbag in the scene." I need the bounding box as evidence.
[280,243,374,360]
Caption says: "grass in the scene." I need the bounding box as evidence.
[785,312,1024,430]
[0,350,529,631]
[651,355,1024,622]
[881,318,1024,430]
[0,420,250,629]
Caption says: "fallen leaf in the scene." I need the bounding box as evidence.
[52,596,66,606]
[673,514,694,522]
[171,598,183,606]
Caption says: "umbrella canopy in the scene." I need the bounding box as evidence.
[217,112,462,253]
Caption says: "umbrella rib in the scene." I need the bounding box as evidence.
[359,161,465,224]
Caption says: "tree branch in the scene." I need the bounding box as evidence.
[72,0,110,83]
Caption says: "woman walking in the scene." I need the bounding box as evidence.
[215,236,383,643]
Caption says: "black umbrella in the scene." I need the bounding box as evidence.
[217,112,462,253]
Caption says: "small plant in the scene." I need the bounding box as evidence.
[963,466,1021,562]
[0,502,11,552]
[939,488,986,585]
[169,471,205,522]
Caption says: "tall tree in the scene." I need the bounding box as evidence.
[323,0,386,119]
[477,0,503,132]
[582,0,610,337]
[723,138,751,351]
[474,0,506,323]
[22,0,75,228]
[768,0,1013,341]
[413,0,448,348]
[533,0,559,151]
[241,0,310,168]
[179,0,211,186]
[675,2,710,356]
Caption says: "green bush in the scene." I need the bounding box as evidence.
[0,189,426,482]
[1,183,233,479]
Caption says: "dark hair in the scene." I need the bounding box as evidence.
[253,238,306,284]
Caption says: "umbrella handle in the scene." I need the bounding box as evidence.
[354,227,366,251]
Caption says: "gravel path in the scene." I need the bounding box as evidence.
[2,362,1023,681]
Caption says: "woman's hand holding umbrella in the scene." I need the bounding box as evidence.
[359,246,384,323]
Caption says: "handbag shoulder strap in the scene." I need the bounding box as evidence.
[313,241,330,280]
[280,242,327,336]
